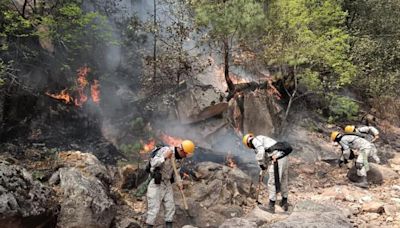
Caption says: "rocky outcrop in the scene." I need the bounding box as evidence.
[267,200,352,228]
[219,218,257,228]
[172,162,254,227]
[51,151,115,228]
[242,90,279,136]
[0,161,56,228]
[176,84,226,124]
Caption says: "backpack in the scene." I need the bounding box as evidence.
[145,145,165,173]
[267,141,293,155]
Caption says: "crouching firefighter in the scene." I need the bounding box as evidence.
[331,131,380,189]
[344,125,380,143]
[243,133,292,213]
[145,140,195,228]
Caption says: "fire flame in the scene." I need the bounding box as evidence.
[46,66,101,107]
[91,80,100,104]
[160,133,183,146]
[45,89,72,104]
[141,139,156,153]
[74,66,90,107]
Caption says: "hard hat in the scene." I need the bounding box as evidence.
[344,125,355,133]
[331,131,340,141]
[181,140,195,154]
[242,133,254,148]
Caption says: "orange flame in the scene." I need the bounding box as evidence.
[91,80,100,104]
[46,89,72,104]
[45,66,101,107]
[141,139,156,153]
[160,133,183,146]
[74,66,90,107]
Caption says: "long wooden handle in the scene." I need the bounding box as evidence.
[255,170,263,203]
[171,157,189,210]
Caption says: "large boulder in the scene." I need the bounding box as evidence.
[176,84,226,124]
[172,162,254,228]
[56,167,115,228]
[267,200,352,228]
[243,90,279,136]
[51,151,115,228]
[0,161,56,228]
[57,151,112,184]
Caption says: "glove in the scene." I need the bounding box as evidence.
[259,165,267,170]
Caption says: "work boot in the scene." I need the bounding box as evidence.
[266,200,275,213]
[354,176,368,189]
[166,222,173,228]
[280,197,289,211]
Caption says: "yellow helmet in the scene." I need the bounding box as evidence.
[344,125,355,133]
[181,140,195,154]
[331,131,340,141]
[242,133,254,148]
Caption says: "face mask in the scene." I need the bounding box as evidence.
[249,138,255,149]
[174,147,183,159]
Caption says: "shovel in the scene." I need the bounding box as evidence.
[171,157,189,210]
[255,169,264,204]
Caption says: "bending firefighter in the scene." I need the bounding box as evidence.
[344,125,379,142]
[331,131,380,188]
[243,133,292,213]
[146,140,195,228]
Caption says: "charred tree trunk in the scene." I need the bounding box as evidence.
[153,0,157,81]
[279,65,298,136]
[223,38,235,94]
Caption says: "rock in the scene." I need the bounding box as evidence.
[362,201,385,213]
[176,85,226,124]
[361,195,373,202]
[57,151,111,184]
[182,226,199,228]
[0,161,56,228]
[219,218,257,228]
[389,154,400,165]
[384,205,397,216]
[243,90,279,136]
[48,170,60,186]
[57,167,115,228]
[245,206,288,226]
[268,200,352,228]
[347,163,399,184]
[173,162,253,227]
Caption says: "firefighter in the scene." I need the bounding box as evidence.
[146,140,195,228]
[331,131,380,189]
[243,133,292,213]
[344,125,379,142]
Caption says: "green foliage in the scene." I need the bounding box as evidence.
[120,142,142,158]
[264,0,356,91]
[130,117,145,131]
[193,0,265,41]
[41,2,115,58]
[344,0,400,97]
[327,94,359,123]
